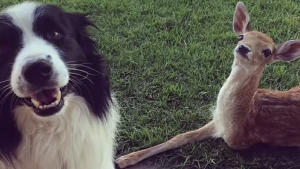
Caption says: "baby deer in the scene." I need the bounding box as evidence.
[116,2,300,168]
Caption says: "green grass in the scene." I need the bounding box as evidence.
[4,0,300,168]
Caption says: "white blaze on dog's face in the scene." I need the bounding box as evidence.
[0,2,110,117]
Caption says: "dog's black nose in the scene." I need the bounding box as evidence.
[23,60,53,86]
[238,45,251,54]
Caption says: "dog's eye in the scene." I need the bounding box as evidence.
[238,35,244,41]
[263,49,272,57]
[47,31,62,40]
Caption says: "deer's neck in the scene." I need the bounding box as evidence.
[217,63,263,114]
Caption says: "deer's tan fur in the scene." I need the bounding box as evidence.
[116,2,300,168]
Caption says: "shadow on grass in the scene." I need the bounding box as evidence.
[236,143,300,169]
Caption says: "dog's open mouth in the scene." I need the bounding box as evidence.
[30,88,61,110]
[23,87,67,116]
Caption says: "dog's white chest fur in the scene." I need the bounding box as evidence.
[0,94,119,169]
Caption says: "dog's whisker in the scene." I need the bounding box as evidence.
[68,68,99,76]
[76,65,105,76]
[70,72,89,81]
[10,94,18,111]
[69,78,81,87]
[69,77,83,95]
[67,64,105,76]
[67,83,77,95]
[0,87,12,99]
[0,91,13,112]
[70,76,93,103]
[69,72,94,84]
[9,95,15,110]
[69,76,82,85]
[71,77,84,89]
[66,60,89,64]
[66,62,92,68]
[0,79,10,84]
[0,84,11,91]
[0,89,12,102]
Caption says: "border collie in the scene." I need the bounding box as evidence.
[0,2,119,169]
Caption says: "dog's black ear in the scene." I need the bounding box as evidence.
[67,13,98,56]
[66,13,112,117]
[67,13,97,29]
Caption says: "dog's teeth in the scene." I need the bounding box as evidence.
[56,89,61,101]
[49,102,55,107]
[36,98,60,110]
[55,100,59,105]
[31,99,40,108]
[32,89,61,110]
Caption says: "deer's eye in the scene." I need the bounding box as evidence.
[238,35,244,41]
[263,49,272,57]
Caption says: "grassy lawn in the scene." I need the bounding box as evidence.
[4,0,300,168]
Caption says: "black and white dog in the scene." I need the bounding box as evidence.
[0,1,119,169]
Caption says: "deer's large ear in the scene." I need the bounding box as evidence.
[273,40,300,62]
[233,2,251,35]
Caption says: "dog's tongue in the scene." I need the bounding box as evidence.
[31,88,59,105]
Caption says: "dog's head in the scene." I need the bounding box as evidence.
[0,2,110,117]
[0,1,111,162]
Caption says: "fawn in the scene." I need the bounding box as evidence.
[116,2,300,168]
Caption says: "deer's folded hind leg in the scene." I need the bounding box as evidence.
[115,121,215,168]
